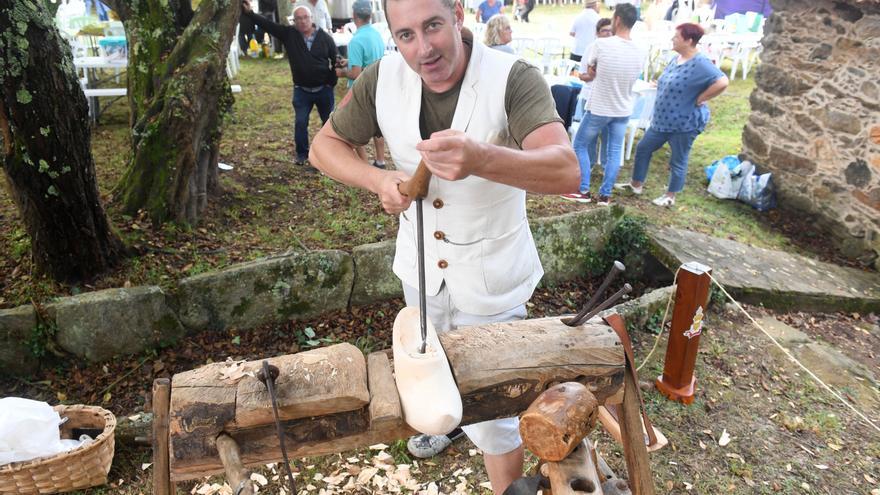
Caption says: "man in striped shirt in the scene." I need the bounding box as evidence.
[563,3,645,206]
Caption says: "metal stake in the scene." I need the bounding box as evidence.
[257,361,297,494]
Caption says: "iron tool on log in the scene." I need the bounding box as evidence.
[397,160,432,353]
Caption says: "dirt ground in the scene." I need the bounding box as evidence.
[3,277,878,494]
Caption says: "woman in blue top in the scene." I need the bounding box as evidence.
[616,23,729,207]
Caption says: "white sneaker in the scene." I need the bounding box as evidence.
[652,195,675,207]
[613,182,643,195]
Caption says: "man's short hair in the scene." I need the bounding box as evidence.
[292,4,312,17]
[383,0,456,29]
[613,3,637,30]
[353,0,373,21]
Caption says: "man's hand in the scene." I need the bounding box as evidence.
[415,130,487,181]
[242,0,253,13]
[374,170,414,214]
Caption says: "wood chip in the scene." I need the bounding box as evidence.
[718,429,731,447]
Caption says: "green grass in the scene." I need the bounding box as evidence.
[0,14,814,308]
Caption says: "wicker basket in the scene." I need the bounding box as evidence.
[0,404,116,494]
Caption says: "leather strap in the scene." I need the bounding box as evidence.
[603,313,658,447]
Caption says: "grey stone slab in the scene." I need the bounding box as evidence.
[648,227,880,313]
[51,286,185,362]
[531,206,623,285]
[755,316,811,345]
[791,343,879,410]
[350,240,401,306]
[0,305,39,375]
[177,249,354,331]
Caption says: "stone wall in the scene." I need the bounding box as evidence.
[0,208,622,374]
[742,0,880,265]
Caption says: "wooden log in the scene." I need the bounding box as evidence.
[520,382,599,462]
[168,318,624,481]
[235,344,369,427]
[216,434,254,495]
[442,317,624,424]
[152,378,172,495]
[539,439,604,495]
[616,362,656,495]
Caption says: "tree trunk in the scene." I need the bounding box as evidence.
[0,1,125,283]
[107,0,238,225]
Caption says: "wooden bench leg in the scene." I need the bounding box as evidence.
[152,378,173,495]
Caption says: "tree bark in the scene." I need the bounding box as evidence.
[0,1,125,283]
[107,0,238,225]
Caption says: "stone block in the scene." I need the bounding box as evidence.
[51,286,185,363]
[177,250,354,331]
[768,146,818,175]
[0,305,39,375]
[853,189,880,211]
[854,15,880,38]
[741,123,768,158]
[530,207,623,285]
[350,240,402,307]
[758,64,811,97]
[823,109,862,135]
[845,159,872,187]
[598,286,675,331]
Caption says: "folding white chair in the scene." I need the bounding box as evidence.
[510,37,536,58]
[536,37,564,74]
[625,88,657,160]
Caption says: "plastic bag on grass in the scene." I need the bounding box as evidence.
[738,167,777,211]
[705,155,740,181]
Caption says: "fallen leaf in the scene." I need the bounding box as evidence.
[866,474,877,484]
[699,440,706,450]
[718,429,731,447]
[814,464,829,470]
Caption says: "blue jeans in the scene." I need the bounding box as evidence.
[572,112,628,197]
[293,86,335,161]
[632,127,700,194]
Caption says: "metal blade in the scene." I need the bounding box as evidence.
[416,198,427,354]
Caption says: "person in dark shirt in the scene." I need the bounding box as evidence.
[242,0,339,166]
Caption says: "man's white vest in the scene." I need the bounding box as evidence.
[376,40,544,315]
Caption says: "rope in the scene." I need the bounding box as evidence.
[635,267,880,434]
[705,272,880,434]
[635,267,680,373]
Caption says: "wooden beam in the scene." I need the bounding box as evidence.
[168,318,624,481]
[367,352,403,426]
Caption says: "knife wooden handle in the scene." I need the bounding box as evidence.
[397,160,431,200]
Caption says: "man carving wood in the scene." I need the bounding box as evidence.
[308,0,579,490]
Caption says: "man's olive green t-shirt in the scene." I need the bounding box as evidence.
[330,49,562,147]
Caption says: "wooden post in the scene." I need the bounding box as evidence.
[655,262,712,405]
[152,378,172,495]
